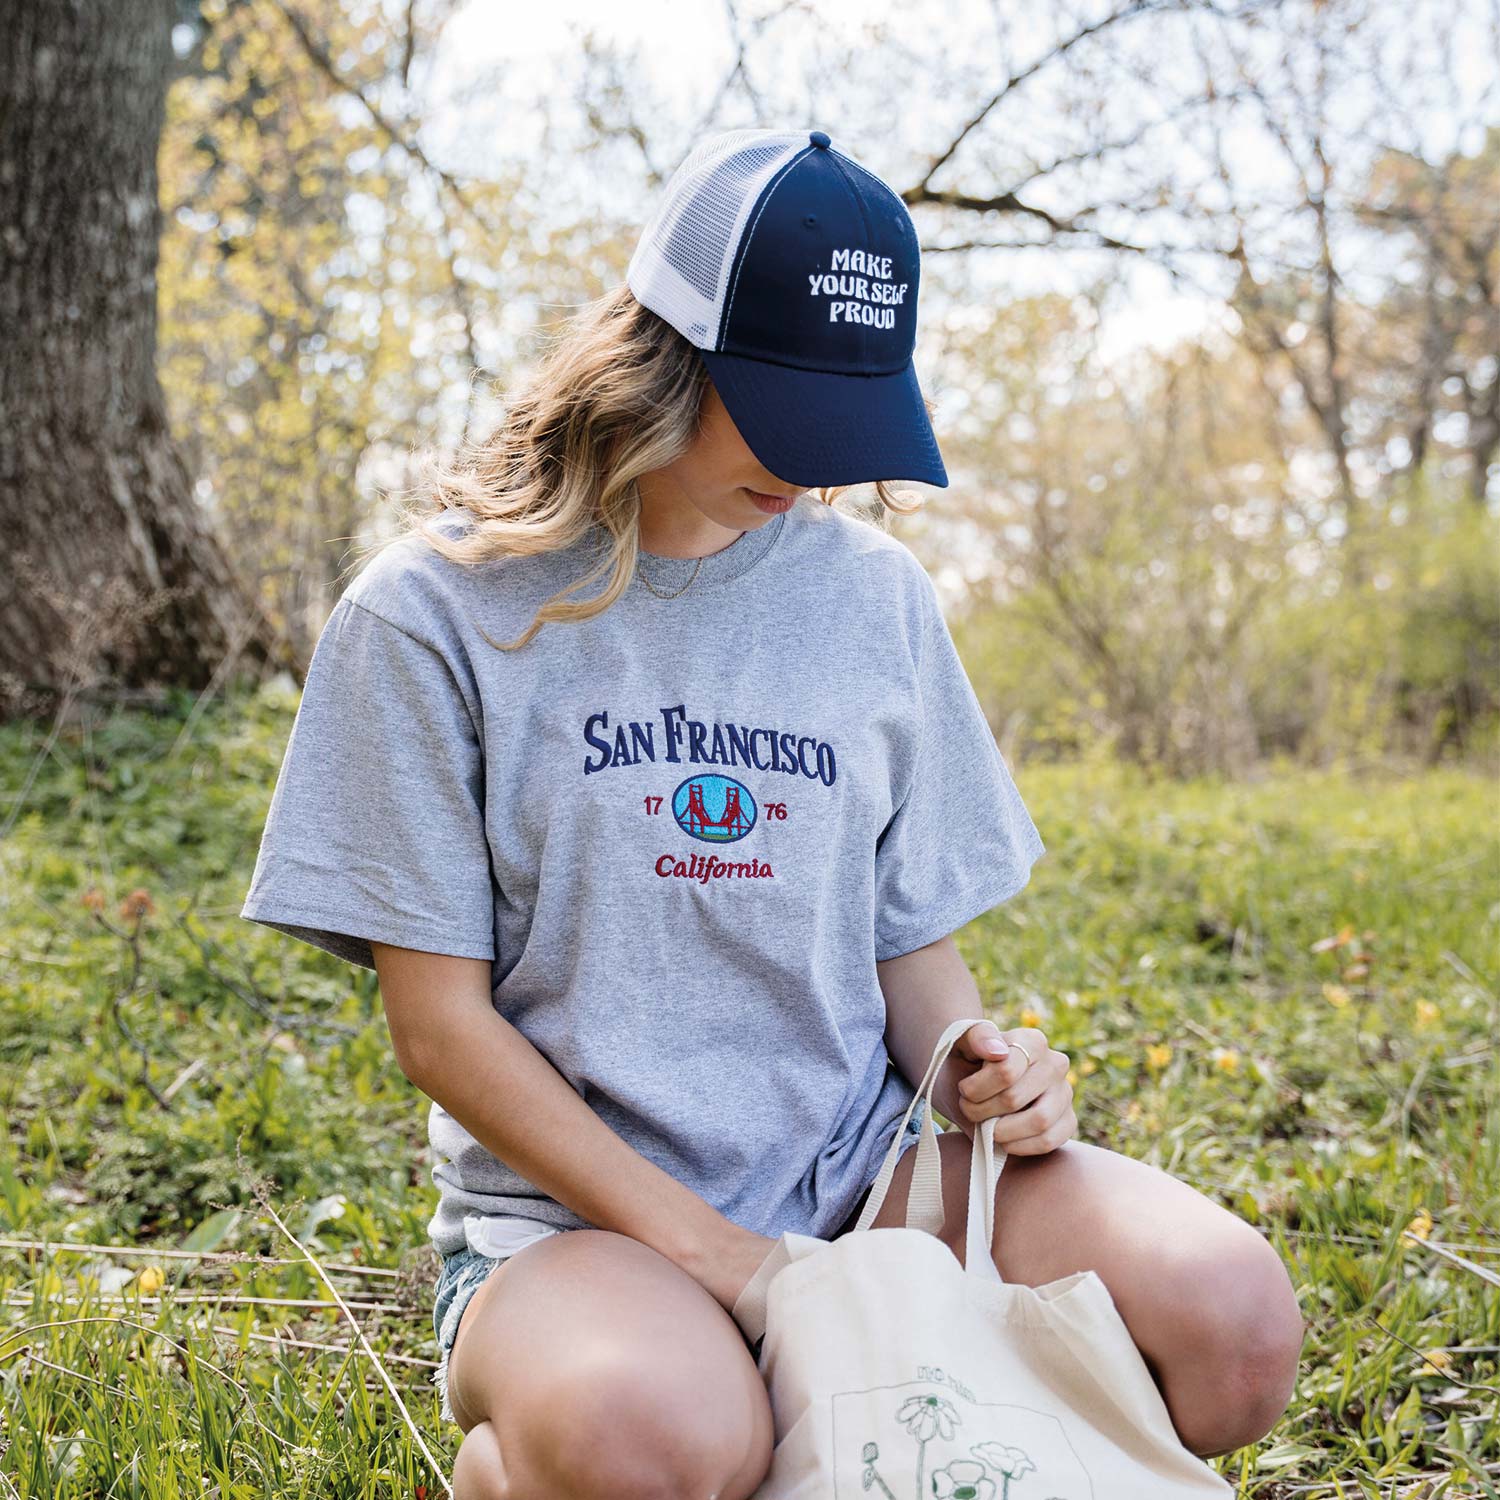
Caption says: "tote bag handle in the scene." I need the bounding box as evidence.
[850,1015,1005,1286]
[732,1018,1008,1351]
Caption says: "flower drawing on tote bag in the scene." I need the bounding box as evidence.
[835,1370,1093,1500]
[929,1457,996,1499]
[971,1443,1040,1493]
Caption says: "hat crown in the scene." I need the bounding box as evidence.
[627,127,920,374]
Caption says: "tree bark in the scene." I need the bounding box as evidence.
[0,0,291,724]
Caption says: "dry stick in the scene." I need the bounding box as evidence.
[21,1350,132,1399]
[0,1310,437,1378]
[1366,1310,1500,1400]
[162,1055,209,1103]
[1283,1230,1500,1256]
[205,1323,439,1369]
[0,1236,400,1277]
[2,1293,406,1313]
[0,1314,238,1375]
[1401,1228,1500,1290]
[243,1161,453,1500]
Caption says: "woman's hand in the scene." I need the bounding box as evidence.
[935,1019,1077,1155]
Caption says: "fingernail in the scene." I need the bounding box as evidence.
[985,1039,1009,1056]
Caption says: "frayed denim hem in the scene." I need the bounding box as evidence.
[431,1248,505,1425]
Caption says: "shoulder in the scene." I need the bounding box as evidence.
[792,499,939,624]
[798,499,934,580]
[338,507,526,652]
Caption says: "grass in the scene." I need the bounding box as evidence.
[1,681,1496,1497]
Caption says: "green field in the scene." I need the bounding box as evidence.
[2,686,1496,1497]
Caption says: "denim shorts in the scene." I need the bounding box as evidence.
[430,1228,569,1425]
[428,1099,928,1424]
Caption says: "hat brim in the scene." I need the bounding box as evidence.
[699,350,949,490]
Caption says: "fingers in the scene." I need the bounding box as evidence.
[955,1030,1061,1112]
[991,1093,1079,1155]
[953,1029,1076,1154]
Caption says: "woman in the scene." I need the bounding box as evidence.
[241,127,1303,1498]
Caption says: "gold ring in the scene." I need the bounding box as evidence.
[1012,1041,1034,1069]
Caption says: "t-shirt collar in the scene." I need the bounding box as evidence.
[625,505,790,596]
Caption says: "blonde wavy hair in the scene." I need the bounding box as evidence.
[355,281,933,651]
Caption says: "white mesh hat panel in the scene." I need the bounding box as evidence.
[626,128,811,350]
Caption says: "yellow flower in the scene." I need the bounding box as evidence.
[1414,999,1439,1027]
[137,1265,165,1294]
[1405,1206,1433,1242]
[1322,983,1351,1008]
[1065,1067,1077,1087]
[1212,1048,1240,1074]
[1418,1348,1452,1376]
[1018,1007,1043,1030]
[1146,1043,1172,1071]
[1079,1057,1098,1077]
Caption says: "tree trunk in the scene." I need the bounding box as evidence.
[0,0,291,725]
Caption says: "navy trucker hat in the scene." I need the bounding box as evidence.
[625,127,948,489]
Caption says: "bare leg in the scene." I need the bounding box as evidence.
[443,1228,774,1500]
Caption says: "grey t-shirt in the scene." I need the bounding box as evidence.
[239,498,1046,1254]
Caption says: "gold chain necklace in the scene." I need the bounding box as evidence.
[635,554,703,600]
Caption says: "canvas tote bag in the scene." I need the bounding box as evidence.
[731,1016,1236,1499]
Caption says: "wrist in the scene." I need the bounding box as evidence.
[678,1218,775,1315]
[666,1204,750,1280]
[929,1058,966,1130]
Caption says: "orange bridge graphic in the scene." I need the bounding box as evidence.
[672,774,757,843]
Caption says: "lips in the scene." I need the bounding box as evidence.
[745,488,798,514]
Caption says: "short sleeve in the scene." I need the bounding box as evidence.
[239,595,496,971]
[872,584,1046,961]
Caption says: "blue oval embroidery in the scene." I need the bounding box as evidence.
[671,774,757,844]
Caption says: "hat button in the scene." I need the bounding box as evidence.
[808,130,831,149]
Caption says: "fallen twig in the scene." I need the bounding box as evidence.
[0,1235,400,1277]
[1401,1228,1500,1290]
[241,1149,453,1500]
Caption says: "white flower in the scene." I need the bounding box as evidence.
[972,1441,1036,1481]
[931,1458,995,1499]
[895,1392,961,1443]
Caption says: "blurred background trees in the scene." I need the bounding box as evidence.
[3,0,1495,771]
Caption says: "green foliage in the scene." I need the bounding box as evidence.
[919,261,1500,778]
[1,693,1496,1494]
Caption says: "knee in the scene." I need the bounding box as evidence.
[516,1349,767,1500]
[451,1421,509,1500]
[1169,1243,1306,1455]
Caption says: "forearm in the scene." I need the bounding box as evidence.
[876,934,989,1126]
[404,1009,737,1283]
